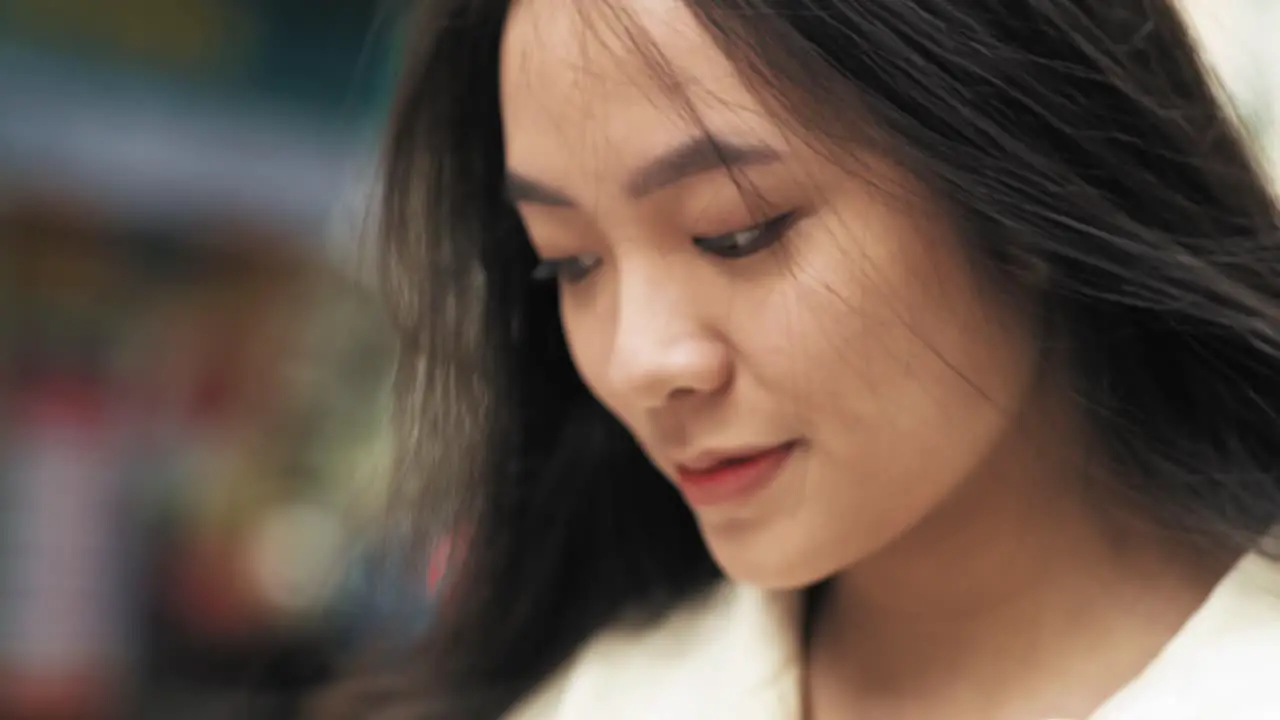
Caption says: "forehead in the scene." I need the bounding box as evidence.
[499,0,781,178]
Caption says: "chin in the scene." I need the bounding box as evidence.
[716,561,828,591]
[701,531,835,591]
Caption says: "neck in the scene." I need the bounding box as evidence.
[808,386,1234,717]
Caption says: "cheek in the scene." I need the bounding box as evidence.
[755,187,1037,432]
[559,297,607,391]
[558,293,632,426]
[730,198,1039,565]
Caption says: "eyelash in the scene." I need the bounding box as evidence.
[530,211,796,284]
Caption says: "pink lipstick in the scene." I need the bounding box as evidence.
[675,442,797,507]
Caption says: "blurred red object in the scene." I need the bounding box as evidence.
[427,535,453,596]
[1,373,129,720]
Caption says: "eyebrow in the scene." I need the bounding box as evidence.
[504,133,781,207]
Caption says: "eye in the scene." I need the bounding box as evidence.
[693,212,796,259]
[531,254,602,284]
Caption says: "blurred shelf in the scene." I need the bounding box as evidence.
[0,45,379,243]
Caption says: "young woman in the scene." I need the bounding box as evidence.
[317,0,1280,718]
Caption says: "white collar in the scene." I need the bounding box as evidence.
[516,553,1280,720]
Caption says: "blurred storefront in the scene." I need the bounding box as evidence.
[0,2,420,718]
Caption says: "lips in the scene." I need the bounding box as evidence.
[674,442,798,507]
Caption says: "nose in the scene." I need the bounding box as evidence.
[607,271,732,410]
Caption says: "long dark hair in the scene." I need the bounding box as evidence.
[315,1,1280,717]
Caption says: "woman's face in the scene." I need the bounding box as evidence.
[500,0,1043,589]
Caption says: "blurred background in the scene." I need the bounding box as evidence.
[0,1,1276,718]
[0,2,416,718]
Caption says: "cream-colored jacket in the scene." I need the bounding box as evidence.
[509,554,1280,719]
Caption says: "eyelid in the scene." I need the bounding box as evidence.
[531,254,601,284]
[692,211,796,259]
[528,211,796,283]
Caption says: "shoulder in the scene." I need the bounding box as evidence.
[1096,553,1280,719]
[506,582,802,720]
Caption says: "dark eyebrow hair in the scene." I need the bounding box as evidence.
[504,133,781,207]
